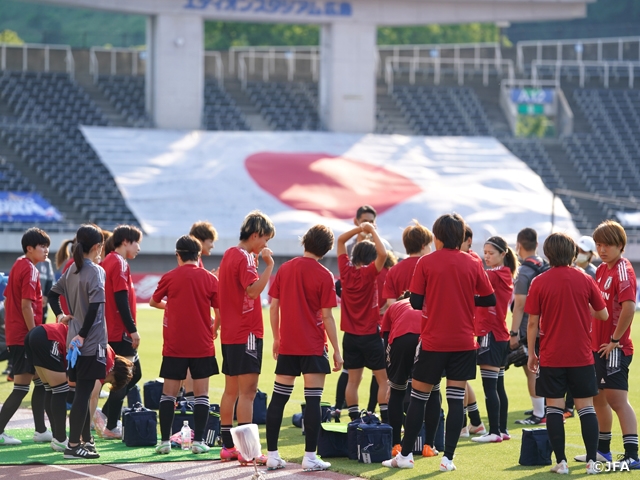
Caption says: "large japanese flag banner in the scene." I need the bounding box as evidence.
[81,128,577,255]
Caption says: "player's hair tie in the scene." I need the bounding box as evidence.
[485,240,505,253]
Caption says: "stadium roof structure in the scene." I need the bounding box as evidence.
[30,0,595,132]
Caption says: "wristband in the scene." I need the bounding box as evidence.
[611,337,620,343]
[509,331,519,337]
[56,313,65,323]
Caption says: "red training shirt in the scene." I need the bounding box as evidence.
[525,266,605,367]
[218,247,263,344]
[383,298,421,345]
[101,345,116,385]
[593,258,636,356]
[152,264,219,357]
[4,257,42,346]
[382,256,420,301]
[338,254,380,336]
[101,252,137,343]
[475,266,513,341]
[410,248,493,352]
[269,257,337,356]
[42,322,68,368]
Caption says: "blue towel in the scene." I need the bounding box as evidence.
[66,339,82,368]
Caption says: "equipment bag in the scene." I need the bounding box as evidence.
[413,408,446,454]
[299,401,336,434]
[317,422,349,458]
[171,401,221,447]
[143,380,164,410]
[357,422,393,464]
[519,428,552,466]
[347,412,380,460]
[233,389,268,424]
[122,402,157,447]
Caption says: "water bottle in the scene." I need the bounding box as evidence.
[181,421,192,450]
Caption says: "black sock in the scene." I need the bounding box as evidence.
[158,395,176,442]
[388,386,406,445]
[367,376,378,413]
[400,388,429,457]
[0,384,29,433]
[335,371,348,410]
[347,405,360,421]
[379,403,389,423]
[546,406,566,464]
[577,406,598,462]
[105,383,127,430]
[462,406,468,427]
[467,400,482,427]
[43,383,53,433]
[185,392,195,403]
[444,386,465,461]
[565,390,574,412]
[266,382,293,451]
[424,383,442,448]
[68,379,93,445]
[66,386,75,406]
[50,382,69,442]
[623,434,639,461]
[598,431,612,454]
[304,388,323,453]
[221,425,234,449]
[193,396,209,443]
[32,378,47,434]
[480,369,500,435]
[497,368,508,433]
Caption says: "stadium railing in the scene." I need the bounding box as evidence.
[516,36,640,73]
[0,42,75,77]
[531,59,640,88]
[89,47,145,81]
[237,51,320,88]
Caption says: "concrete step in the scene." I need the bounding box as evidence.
[75,74,130,128]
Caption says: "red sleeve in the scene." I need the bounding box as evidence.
[268,270,281,299]
[110,258,130,293]
[475,263,494,297]
[589,277,606,311]
[617,262,637,304]
[338,254,350,278]
[524,279,541,315]
[239,254,259,290]
[320,272,338,309]
[210,275,219,309]
[20,264,38,301]
[381,307,392,334]
[152,272,170,303]
[409,257,426,295]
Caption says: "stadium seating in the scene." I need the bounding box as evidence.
[96,75,152,128]
[204,80,250,131]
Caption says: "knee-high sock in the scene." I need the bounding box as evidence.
[221,425,234,449]
[467,400,482,427]
[424,383,442,448]
[266,382,293,452]
[546,406,566,464]
[68,379,93,444]
[66,385,75,406]
[623,434,639,461]
[598,431,612,454]
[0,384,29,434]
[577,406,598,463]
[401,388,429,457]
[158,395,176,442]
[444,386,465,460]
[367,375,378,413]
[193,396,210,443]
[334,370,348,410]
[32,378,47,433]
[388,384,406,445]
[304,388,323,453]
[43,383,53,432]
[347,405,360,421]
[50,382,69,442]
[497,368,508,433]
[480,369,500,435]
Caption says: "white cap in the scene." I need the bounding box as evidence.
[577,236,596,253]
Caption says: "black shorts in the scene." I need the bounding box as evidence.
[24,327,65,373]
[593,350,632,391]
[160,356,219,380]
[412,346,477,384]
[69,355,107,383]
[109,340,137,358]
[536,365,598,399]
[8,345,34,376]
[222,334,263,376]
[275,352,331,376]
[386,333,420,388]
[477,332,509,368]
[343,332,386,371]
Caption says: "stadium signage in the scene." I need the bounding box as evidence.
[510,88,554,105]
[0,192,63,222]
[184,0,353,16]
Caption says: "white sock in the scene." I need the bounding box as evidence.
[532,396,545,418]
[304,451,317,460]
[268,450,279,458]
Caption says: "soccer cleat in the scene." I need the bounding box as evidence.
[563,409,575,419]
[550,460,569,474]
[155,440,171,454]
[439,456,456,472]
[0,433,21,445]
[460,425,470,438]
[392,444,402,457]
[302,456,331,471]
[515,415,545,425]
[618,454,640,470]
[382,452,414,469]
[422,445,439,457]
[101,426,122,439]
[220,446,239,461]
[574,451,612,463]
[50,437,68,452]
[586,459,599,475]
[501,431,511,441]
[191,441,210,454]
[471,433,503,443]
[239,453,267,465]
[524,409,533,416]
[469,423,487,435]
[33,429,53,443]
[64,443,100,459]
[6,375,13,382]
[266,455,286,470]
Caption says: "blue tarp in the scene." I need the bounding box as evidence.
[0,192,63,222]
